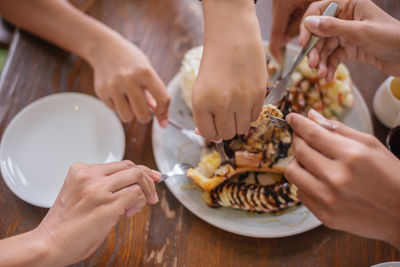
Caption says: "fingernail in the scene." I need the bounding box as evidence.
[215,139,223,143]
[308,109,337,130]
[160,119,169,128]
[194,128,201,135]
[305,16,321,30]
[286,113,294,124]
[152,170,161,178]
[126,208,139,217]
[149,193,159,204]
[318,67,324,77]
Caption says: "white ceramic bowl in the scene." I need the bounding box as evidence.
[0,93,125,208]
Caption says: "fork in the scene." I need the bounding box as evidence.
[267,111,290,129]
[158,163,193,183]
[168,118,205,147]
[267,111,337,131]
[169,118,230,162]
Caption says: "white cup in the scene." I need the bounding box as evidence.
[373,76,400,128]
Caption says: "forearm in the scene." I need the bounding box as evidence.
[0,229,60,267]
[0,0,123,65]
[202,0,262,45]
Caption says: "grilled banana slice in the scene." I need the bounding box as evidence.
[203,180,300,212]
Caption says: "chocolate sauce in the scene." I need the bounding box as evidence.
[238,172,250,182]
[277,141,291,159]
[386,126,400,159]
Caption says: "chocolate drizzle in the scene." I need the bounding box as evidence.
[207,178,300,212]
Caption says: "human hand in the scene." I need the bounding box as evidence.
[269,0,315,60]
[285,109,400,249]
[88,36,171,126]
[299,0,400,81]
[193,0,267,141]
[35,161,160,265]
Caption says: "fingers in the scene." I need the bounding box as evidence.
[304,16,362,43]
[103,98,116,111]
[235,110,252,135]
[136,165,161,182]
[96,160,136,176]
[215,112,236,140]
[107,167,158,204]
[125,84,153,124]
[317,37,340,78]
[292,134,334,180]
[307,109,374,144]
[284,159,328,200]
[298,0,331,46]
[113,94,134,123]
[141,69,171,128]
[286,112,347,158]
[296,189,329,221]
[270,0,291,60]
[325,47,347,82]
[114,184,147,214]
[307,40,324,68]
[193,110,218,141]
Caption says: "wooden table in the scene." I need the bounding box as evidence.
[0,0,399,266]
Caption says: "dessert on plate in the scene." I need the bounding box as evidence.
[179,45,354,213]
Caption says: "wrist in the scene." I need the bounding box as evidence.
[202,0,261,44]
[31,227,68,266]
[80,28,126,67]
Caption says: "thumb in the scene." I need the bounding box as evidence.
[304,16,361,42]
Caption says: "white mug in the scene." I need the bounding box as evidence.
[373,76,400,128]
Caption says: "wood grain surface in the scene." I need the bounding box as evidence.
[0,0,399,266]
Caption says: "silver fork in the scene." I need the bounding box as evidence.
[169,118,229,161]
[158,163,193,183]
[267,111,290,129]
[267,111,337,131]
[168,118,205,147]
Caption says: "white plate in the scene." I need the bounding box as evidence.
[0,92,125,208]
[152,43,373,238]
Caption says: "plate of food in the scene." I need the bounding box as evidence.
[152,42,373,238]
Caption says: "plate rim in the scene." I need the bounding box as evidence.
[152,42,373,238]
[0,92,125,208]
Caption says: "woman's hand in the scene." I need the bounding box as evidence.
[270,0,315,60]
[299,0,400,81]
[285,110,400,249]
[0,0,171,127]
[193,0,267,141]
[35,161,160,265]
[87,37,171,126]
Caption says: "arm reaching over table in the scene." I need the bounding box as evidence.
[0,161,160,266]
[299,0,400,81]
[0,0,170,126]
[193,0,267,141]
[269,0,315,60]
[285,110,400,250]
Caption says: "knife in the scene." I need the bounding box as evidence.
[264,2,339,106]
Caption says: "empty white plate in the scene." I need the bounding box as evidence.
[0,92,125,208]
